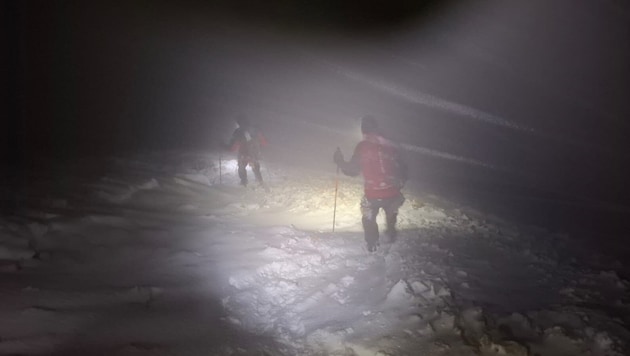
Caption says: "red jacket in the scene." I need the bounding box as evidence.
[229,125,267,160]
[340,134,407,199]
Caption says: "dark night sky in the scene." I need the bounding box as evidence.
[5,0,452,155]
[3,0,630,240]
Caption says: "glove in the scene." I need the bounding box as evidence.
[333,147,344,166]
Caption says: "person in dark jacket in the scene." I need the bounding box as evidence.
[227,115,267,187]
[334,115,407,252]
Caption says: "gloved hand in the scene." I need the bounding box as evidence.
[333,147,344,166]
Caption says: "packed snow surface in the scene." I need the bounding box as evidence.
[1,151,628,355]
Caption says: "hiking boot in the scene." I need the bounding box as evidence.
[366,241,380,252]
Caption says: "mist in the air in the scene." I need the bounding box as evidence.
[5,0,630,243]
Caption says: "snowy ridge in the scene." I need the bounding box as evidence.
[0,150,628,355]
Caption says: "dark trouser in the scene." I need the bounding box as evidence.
[360,194,404,247]
[238,155,262,186]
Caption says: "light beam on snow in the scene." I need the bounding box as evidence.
[220,159,238,172]
[267,110,505,172]
[311,57,535,133]
[401,143,498,170]
[306,56,616,158]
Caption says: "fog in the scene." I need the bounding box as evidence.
[5,0,630,249]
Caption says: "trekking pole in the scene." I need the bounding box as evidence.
[219,155,222,184]
[332,166,339,233]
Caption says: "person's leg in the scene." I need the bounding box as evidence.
[385,213,397,242]
[384,194,405,242]
[237,156,248,186]
[360,196,380,251]
[252,161,263,183]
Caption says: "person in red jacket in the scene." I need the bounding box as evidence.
[334,115,407,252]
[228,115,267,187]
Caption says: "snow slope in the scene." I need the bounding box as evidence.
[0,150,628,355]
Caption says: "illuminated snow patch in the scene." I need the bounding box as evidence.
[221,159,238,172]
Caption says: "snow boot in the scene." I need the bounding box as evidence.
[366,241,380,253]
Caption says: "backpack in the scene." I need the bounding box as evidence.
[360,135,407,192]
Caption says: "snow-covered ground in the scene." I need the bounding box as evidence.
[1,150,628,355]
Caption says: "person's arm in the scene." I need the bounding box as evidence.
[227,129,240,151]
[334,145,361,177]
[257,131,268,147]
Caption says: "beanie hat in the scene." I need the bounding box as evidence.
[361,115,379,134]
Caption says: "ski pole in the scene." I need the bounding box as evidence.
[332,165,339,233]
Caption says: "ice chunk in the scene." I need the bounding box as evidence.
[385,280,414,305]
[430,312,455,332]
[410,280,429,294]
